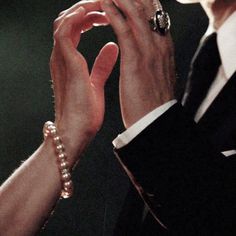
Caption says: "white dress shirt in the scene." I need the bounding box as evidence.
[113,12,236,156]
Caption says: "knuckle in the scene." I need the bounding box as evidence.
[53,19,59,27]
[58,10,66,17]
[53,18,62,31]
[63,15,71,23]
[63,14,75,26]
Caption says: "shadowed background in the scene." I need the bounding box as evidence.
[0,1,207,235]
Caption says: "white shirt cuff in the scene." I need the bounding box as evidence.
[112,100,177,149]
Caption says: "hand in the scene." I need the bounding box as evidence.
[50,1,119,163]
[101,0,175,128]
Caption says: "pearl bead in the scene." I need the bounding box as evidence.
[61,189,73,199]
[59,161,69,170]
[61,168,69,174]
[53,136,62,146]
[58,153,67,160]
[56,144,64,153]
[50,128,57,136]
[62,172,71,182]
[43,121,74,198]
[58,158,66,165]
[44,129,50,135]
[43,132,49,139]
[45,121,53,127]
[63,180,73,189]
[64,186,73,193]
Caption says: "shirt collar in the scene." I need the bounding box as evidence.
[204,11,236,79]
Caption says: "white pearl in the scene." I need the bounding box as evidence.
[62,172,71,182]
[58,153,67,160]
[50,128,57,136]
[61,189,73,199]
[56,144,64,153]
[63,180,73,189]
[59,161,69,170]
[61,168,69,174]
[45,121,53,127]
[53,136,62,146]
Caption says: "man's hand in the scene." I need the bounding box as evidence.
[101,0,176,128]
[50,0,119,162]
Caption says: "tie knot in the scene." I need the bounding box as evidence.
[192,33,221,70]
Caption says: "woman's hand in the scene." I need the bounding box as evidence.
[50,1,119,162]
[0,3,119,234]
[101,0,175,128]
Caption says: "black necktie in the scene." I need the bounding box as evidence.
[183,33,222,119]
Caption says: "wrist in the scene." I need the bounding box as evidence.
[43,121,90,198]
[54,124,94,167]
[40,124,92,199]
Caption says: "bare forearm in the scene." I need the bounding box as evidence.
[0,139,75,235]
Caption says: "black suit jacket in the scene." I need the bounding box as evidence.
[113,71,236,235]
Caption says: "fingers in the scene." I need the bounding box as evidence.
[101,0,138,58]
[60,0,101,18]
[112,0,153,41]
[53,0,102,33]
[54,7,85,50]
[137,0,162,17]
[53,7,90,84]
[102,0,155,56]
[51,8,90,115]
[81,12,109,33]
[53,1,108,54]
[91,42,119,88]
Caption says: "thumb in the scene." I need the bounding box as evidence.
[91,42,119,88]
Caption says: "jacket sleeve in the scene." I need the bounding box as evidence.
[114,103,236,234]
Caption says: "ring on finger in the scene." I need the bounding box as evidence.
[149,9,171,36]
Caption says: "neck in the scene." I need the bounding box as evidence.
[200,0,236,29]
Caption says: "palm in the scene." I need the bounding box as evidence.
[50,39,118,138]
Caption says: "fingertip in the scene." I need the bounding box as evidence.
[103,42,120,58]
[90,42,119,87]
[106,42,119,50]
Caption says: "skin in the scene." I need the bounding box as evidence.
[101,0,175,128]
[101,0,236,128]
[0,0,235,235]
[0,1,118,235]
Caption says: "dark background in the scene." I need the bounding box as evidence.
[0,1,207,235]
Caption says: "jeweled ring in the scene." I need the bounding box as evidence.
[149,10,171,36]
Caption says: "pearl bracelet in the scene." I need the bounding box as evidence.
[43,121,73,199]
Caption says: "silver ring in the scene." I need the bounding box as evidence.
[149,10,171,36]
